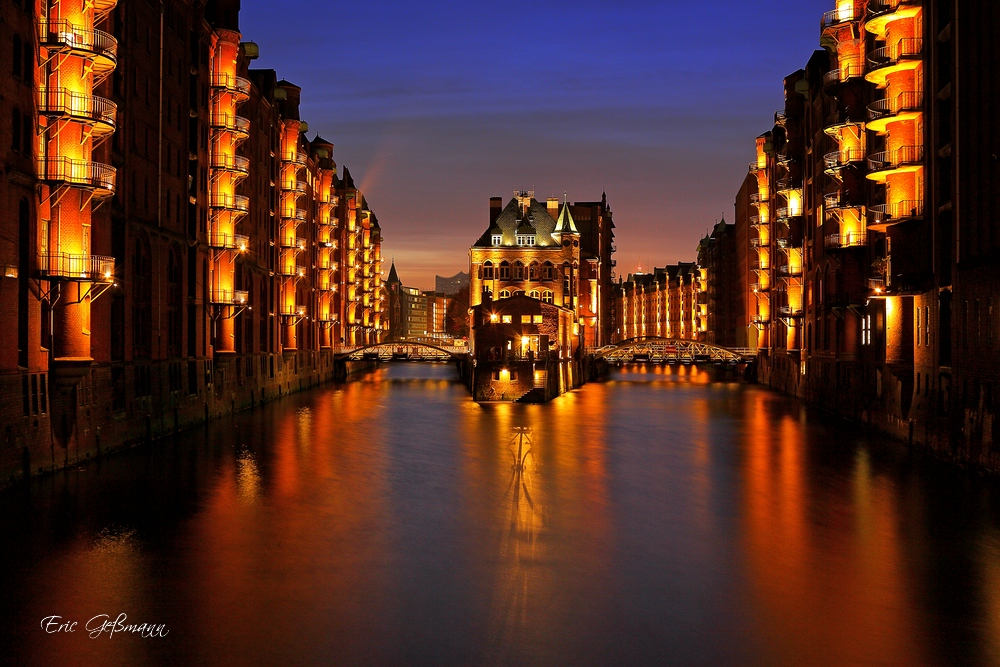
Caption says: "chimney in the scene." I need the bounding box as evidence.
[490,197,503,225]
[547,197,559,220]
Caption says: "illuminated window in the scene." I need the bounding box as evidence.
[528,262,539,280]
[541,290,554,304]
[542,261,555,280]
[499,261,510,280]
[513,261,524,280]
[521,315,532,323]
[499,289,511,299]
[492,234,502,245]
[501,315,512,323]
[482,261,493,279]
[533,315,543,323]
[528,290,540,299]
[517,235,535,246]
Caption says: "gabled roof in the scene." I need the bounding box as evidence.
[473,197,559,247]
[386,261,399,284]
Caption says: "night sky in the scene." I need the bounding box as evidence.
[241,0,831,289]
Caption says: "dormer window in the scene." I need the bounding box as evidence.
[517,235,535,246]
[492,234,502,246]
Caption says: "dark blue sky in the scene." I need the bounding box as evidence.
[242,0,831,288]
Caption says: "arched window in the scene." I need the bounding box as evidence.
[543,261,555,281]
[499,260,510,280]
[513,260,524,280]
[529,290,540,300]
[528,262,539,281]
[482,260,493,280]
[541,290,554,304]
[499,289,511,299]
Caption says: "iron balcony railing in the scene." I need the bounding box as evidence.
[750,238,766,248]
[38,19,118,66]
[279,303,306,317]
[208,193,249,212]
[867,38,923,72]
[209,72,251,98]
[776,206,802,219]
[752,315,770,325]
[210,153,250,175]
[776,237,793,249]
[776,177,801,192]
[777,265,803,277]
[749,161,766,175]
[751,282,770,292]
[821,5,861,30]
[869,199,924,224]
[37,157,116,194]
[281,180,308,195]
[822,58,864,86]
[210,113,250,136]
[869,276,887,292]
[283,151,308,166]
[209,288,248,305]
[867,145,924,173]
[207,232,249,250]
[37,87,117,131]
[774,109,787,126]
[825,232,868,249]
[779,306,804,317]
[37,252,114,281]
[867,90,923,122]
[867,0,919,16]
[824,147,866,169]
[279,236,307,251]
[750,215,768,228]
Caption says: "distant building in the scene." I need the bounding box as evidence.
[697,218,746,347]
[610,264,702,342]
[385,262,430,340]
[435,272,469,296]
[423,292,451,337]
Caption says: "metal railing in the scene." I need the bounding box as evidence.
[209,288,248,305]
[37,156,116,194]
[821,5,861,30]
[751,282,770,292]
[38,19,118,64]
[776,177,800,192]
[37,87,117,129]
[867,145,924,173]
[210,113,250,135]
[777,265,803,277]
[867,0,918,16]
[867,38,923,71]
[750,238,765,248]
[283,151,308,166]
[749,161,766,174]
[208,232,249,250]
[823,58,864,86]
[824,147,866,168]
[210,72,251,97]
[867,90,923,122]
[779,306,804,317]
[37,252,114,281]
[281,180,307,194]
[208,193,249,212]
[776,206,803,219]
[278,236,307,250]
[869,199,924,224]
[868,276,887,291]
[279,303,306,317]
[825,232,868,248]
[210,154,250,174]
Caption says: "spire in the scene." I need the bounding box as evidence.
[386,260,399,284]
[554,202,578,235]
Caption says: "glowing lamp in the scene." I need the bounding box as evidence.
[490,313,498,322]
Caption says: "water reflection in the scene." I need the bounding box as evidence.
[1,363,1000,666]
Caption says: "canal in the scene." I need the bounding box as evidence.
[3,363,1000,666]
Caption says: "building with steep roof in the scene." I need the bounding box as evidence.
[469,190,615,348]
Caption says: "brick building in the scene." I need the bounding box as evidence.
[0,0,385,483]
[610,263,702,343]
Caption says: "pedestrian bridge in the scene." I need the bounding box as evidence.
[592,337,755,364]
[340,342,469,362]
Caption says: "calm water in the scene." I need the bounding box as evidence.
[3,363,1000,666]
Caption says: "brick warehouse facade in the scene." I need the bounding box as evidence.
[0,0,385,484]
[736,0,1000,467]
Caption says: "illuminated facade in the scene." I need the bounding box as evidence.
[0,0,385,482]
[468,190,616,348]
[739,0,1000,465]
[610,263,702,343]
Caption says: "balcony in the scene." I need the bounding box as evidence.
[279,303,306,317]
[37,252,114,281]
[777,265,803,277]
[866,145,923,181]
[867,199,924,230]
[752,315,770,326]
[37,88,117,134]
[750,215,768,229]
[775,237,793,249]
[779,306,804,318]
[751,282,770,293]
[821,5,861,30]
[749,161,766,175]
[283,151,308,167]
[822,58,864,87]
[210,72,251,100]
[210,153,250,176]
[210,113,250,138]
[38,19,117,72]
[774,110,787,126]
[825,232,868,249]
[37,157,116,196]
[279,236,307,251]
[749,192,767,205]
[281,180,308,195]
[823,147,866,170]
[209,288,248,305]
[868,276,887,292]
[208,232,249,251]
[865,0,923,37]
[283,208,307,222]
[775,178,800,193]
[866,90,923,133]
[866,38,923,84]
[209,193,249,213]
[776,206,802,221]
[750,238,766,248]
